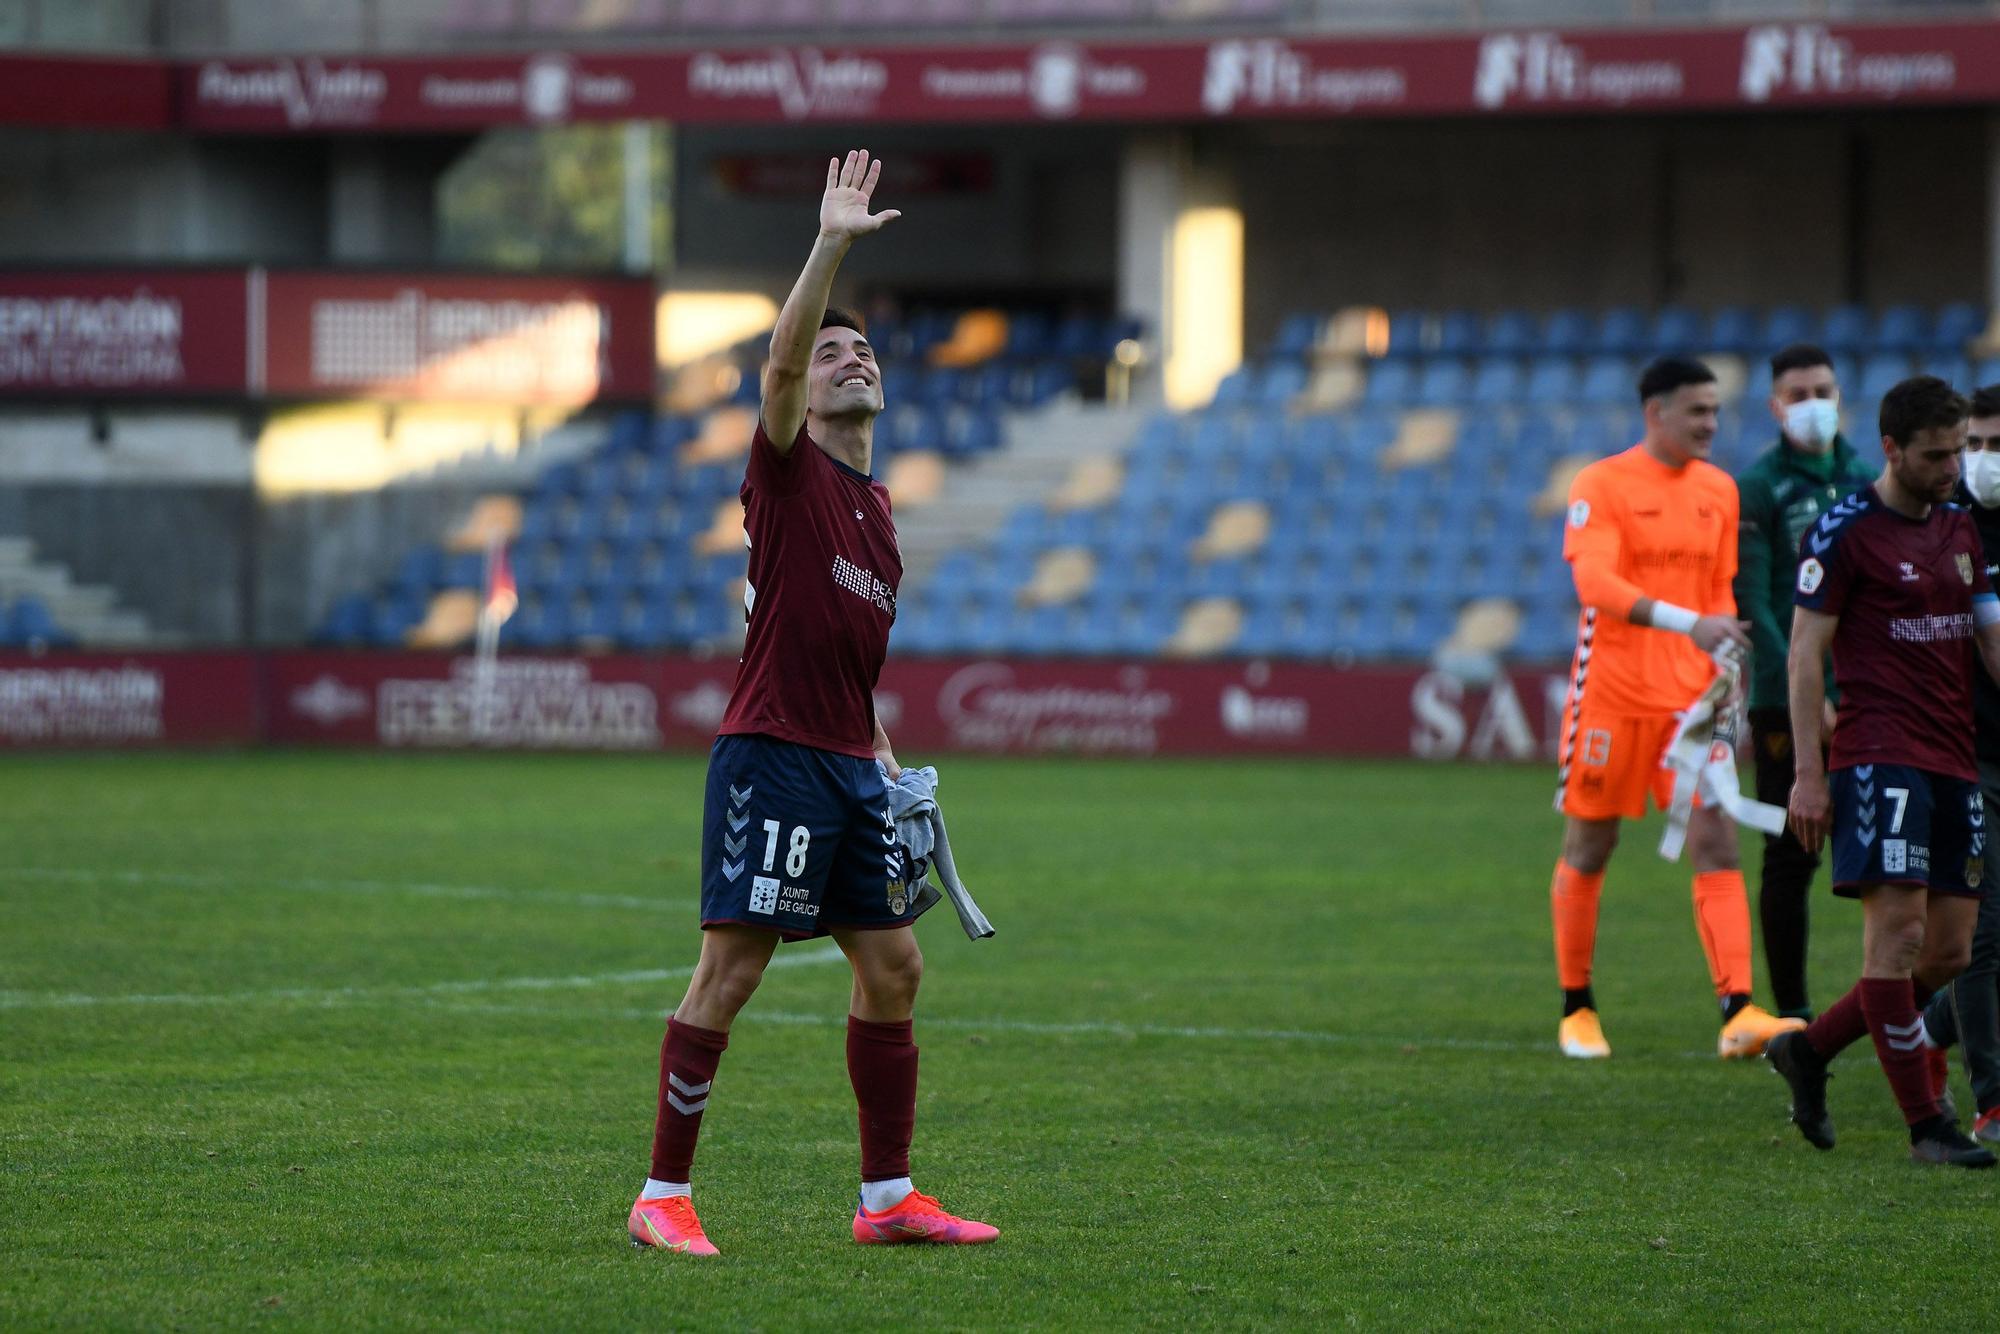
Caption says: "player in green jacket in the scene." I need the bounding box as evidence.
[1733,344,1877,1021]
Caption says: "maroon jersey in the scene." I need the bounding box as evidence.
[1794,485,1997,779]
[717,421,900,759]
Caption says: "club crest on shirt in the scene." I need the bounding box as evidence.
[1797,557,1825,594]
[886,879,908,915]
[1969,857,1985,889]
[1568,500,1590,528]
[1959,552,1975,585]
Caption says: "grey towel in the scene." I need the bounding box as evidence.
[881,764,995,940]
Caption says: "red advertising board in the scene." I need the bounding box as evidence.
[0,272,249,397]
[0,653,260,747]
[0,55,174,129]
[0,269,655,404]
[176,22,2000,133]
[258,272,656,404]
[265,651,1569,762]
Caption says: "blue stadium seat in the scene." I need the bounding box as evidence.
[1858,354,1915,406]
[1469,358,1525,405]
[1258,360,1309,407]
[1414,359,1471,407]
[1869,303,1930,356]
[367,596,423,648]
[1704,306,1758,354]
[1577,357,1633,406]
[1934,302,1985,356]
[1648,305,1702,354]
[1524,357,1578,403]
[1759,305,1815,353]
[1538,308,1593,358]
[1435,310,1483,359]
[1974,357,2000,389]
[1362,361,1416,406]
[388,546,445,599]
[1483,310,1537,357]
[1592,306,1649,357]
[1819,303,1869,354]
[1269,312,1322,359]
[0,598,74,650]
[1383,309,1429,359]
[1005,312,1053,361]
[1210,366,1254,408]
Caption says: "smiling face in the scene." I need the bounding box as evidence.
[807,325,884,423]
[1647,381,1722,465]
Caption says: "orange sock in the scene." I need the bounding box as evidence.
[1691,870,1753,998]
[1551,861,1605,991]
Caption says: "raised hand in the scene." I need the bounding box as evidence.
[820,149,901,242]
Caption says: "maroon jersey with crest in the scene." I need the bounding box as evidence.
[717,422,900,759]
[1794,485,1996,779]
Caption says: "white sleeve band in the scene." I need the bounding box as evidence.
[1649,602,1700,635]
[1976,595,2000,628]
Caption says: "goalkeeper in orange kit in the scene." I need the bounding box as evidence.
[1548,357,1805,1060]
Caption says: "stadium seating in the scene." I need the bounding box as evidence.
[316,300,1993,667]
[0,597,79,650]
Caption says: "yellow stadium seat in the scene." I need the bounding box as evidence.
[1049,456,1123,511]
[885,450,946,508]
[406,589,480,650]
[1380,409,1458,471]
[1190,499,1271,561]
[1164,597,1243,658]
[927,309,1009,368]
[683,405,757,464]
[693,497,746,555]
[447,495,523,552]
[1020,547,1096,607]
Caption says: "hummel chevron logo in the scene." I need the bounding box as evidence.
[668,1073,712,1098]
[724,832,747,856]
[1856,766,1874,780]
[1809,530,1833,554]
[1857,825,1877,847]
[729,785,752,806]
[1858,803,1876,825]
[728,811,750,832]
[1885,1018,1926,1052]
[721,857,745,882]
[667,1091,709,1116]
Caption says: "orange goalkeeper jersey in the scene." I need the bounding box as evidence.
[1561,444,1739,715]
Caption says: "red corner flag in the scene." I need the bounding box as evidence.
[483,538,518,626]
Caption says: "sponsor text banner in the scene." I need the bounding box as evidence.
[0,272,249,397]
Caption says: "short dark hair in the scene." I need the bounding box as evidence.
[820,307,866,336]
[1770,343,1834,380]
[1878,375,1968,447]
[1637,356,1716,405]
[1971,384,2000,419]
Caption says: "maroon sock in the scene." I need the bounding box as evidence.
[648,1017,728,1183]
[847,1015,918,1182]
[1804,983,1870,1062]
[1859,977,1938,1127]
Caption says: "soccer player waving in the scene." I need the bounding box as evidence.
[628,151,999,1252]
[1768,376,2000,1168]
[1549,358,1802,1061]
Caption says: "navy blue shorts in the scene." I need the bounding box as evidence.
[1830,763,1987,899]
[699,734,923,940]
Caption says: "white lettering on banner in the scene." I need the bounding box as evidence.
[419,55,635,121]
[920,44,1144,118]
[686,50,888,119]
[376,658,656,750]
[669,680,732,732]
[303,291,605,399]
[0,667,163,742]
[937,662,1174,754]
[1202,40,1406,114]
[1219,684,1308,740]
[1409,670,1568,761]
[289,675,369,727]
[1473,33,1683,109]
[194,60,388,127]
[1740,25,1956,103]
[0,292,185,389]
[872,690,903,730]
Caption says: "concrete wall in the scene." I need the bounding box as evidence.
[673,123,1121,300]
[1233,110,1986,342]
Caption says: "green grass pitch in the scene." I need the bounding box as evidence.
[2,751,1991,1329]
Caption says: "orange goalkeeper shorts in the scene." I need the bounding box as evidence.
[1554,703,1683,821]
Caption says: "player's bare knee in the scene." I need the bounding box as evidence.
[860,942,923,1009]
[1562,821,1617,874]
[1920,939,1973,982]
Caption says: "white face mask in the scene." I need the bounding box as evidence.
[1781,396,1840,451]
[1964,450,2000,508]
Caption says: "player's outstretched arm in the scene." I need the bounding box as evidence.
[1977,616,2000,691]
[1785,606,1839,853]
[760,150,902,453]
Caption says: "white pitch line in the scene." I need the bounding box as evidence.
[6,866,682,914]
[0,943,846,1012]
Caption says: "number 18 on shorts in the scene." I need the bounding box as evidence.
[699,734,922,939]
